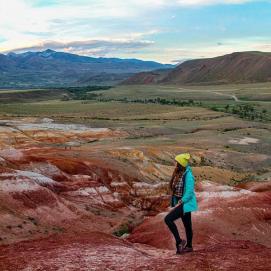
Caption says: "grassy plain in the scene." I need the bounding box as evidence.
[0,82,270,156]
[95,84,271,117]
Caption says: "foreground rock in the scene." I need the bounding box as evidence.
[0,232,270,271]
[128,180,271,250]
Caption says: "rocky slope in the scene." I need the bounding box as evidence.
[128,180,271,249]
[123,51,271,85]
[1,232,270,271]
[0,117,270,270]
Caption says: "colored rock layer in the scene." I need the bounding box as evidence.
[0,118,270,270]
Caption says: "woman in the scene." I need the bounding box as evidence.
[164,153,198,254]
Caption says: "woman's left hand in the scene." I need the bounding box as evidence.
[178,199,182,205]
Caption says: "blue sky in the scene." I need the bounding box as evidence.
[0,0,271,63]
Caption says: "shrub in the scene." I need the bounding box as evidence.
[113,224,130,237]
[210,106,219,111]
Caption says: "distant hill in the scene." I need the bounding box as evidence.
[121,69,171,85]
[0,49,173,88]
[123,51,271,85]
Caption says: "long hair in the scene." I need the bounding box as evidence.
[176,162,185,175]
[171,162,185,190]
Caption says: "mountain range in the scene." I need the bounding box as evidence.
[123,51,271,85]
[0,49,173,88]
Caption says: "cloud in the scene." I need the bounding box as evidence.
[174,0,254,6]
[0,0,269,63]
[171,58,192,64]
[119,0,255,7]
[0,36,7,43]
[0,0,160,52]
[164,37,271,63]
[5,39,154,56]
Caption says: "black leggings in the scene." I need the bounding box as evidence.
[164,203,193,247]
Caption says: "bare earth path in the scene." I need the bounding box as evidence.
[178,88,240,101]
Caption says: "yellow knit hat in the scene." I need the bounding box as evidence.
[175,153,191,168]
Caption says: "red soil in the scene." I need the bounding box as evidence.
[0,232,270,271]
[0,118,270,270]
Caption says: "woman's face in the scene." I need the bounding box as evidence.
[176,162,185,173]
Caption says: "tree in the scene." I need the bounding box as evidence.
[225,104,230,111]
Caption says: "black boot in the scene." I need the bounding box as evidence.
[176,239,187,254]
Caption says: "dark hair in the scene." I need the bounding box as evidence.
[176,162,185,174]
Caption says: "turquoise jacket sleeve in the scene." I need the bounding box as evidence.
[181,171,195,204]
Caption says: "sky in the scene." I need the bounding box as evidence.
[0,0,271,63]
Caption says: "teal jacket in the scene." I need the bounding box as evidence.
[171,165,198,214]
